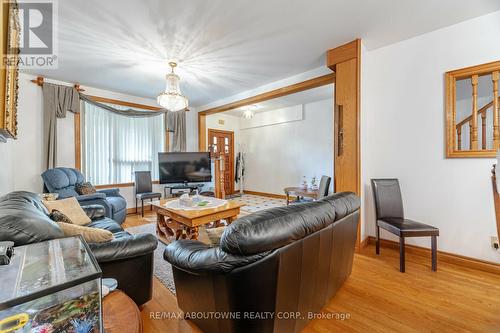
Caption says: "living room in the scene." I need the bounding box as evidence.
[1,1,500,333]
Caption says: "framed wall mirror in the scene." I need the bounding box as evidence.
[446,61,500,158]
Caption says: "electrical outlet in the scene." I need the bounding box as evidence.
[492,236,499,250]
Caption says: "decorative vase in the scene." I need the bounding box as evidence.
[310,176,318,191]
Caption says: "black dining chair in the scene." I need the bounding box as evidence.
[371,179,439,272]
[135,171,162,217]
[317,175,331,199]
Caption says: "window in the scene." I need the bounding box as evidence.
[81,101,165,185]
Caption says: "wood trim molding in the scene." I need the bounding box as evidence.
[367,236,500,275]
[86,95,162,111]
[446,60,500,80]
[327,39,360,69]
[199,73,335,116]
[198,113,207,151]
[127,207,138,215]
[207,128,234,135]
[243,190,291,200]
[94,180,160,189]
[74,113,81,170]
[328,39,362,252]
[360,236,370,250]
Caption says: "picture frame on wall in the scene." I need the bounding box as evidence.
[0,0,20,143]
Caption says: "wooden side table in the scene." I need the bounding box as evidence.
[284,186,319,205]
[103,290,142,333]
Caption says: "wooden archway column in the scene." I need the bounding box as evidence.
[327,39,362,251]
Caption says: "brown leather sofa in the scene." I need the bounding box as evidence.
[164,192,360,333]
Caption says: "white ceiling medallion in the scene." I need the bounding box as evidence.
[157,61,188,111]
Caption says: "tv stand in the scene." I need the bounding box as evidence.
[163,184,204,198]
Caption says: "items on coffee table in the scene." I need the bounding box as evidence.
[153,198,245,243]
[179,193,206,207]
[0,236,103,332]
[38,193,59,201]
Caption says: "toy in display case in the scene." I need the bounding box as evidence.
[0,236,103,333]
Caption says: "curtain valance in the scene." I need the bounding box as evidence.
[79,93,169,118]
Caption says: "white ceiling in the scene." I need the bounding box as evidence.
[24,0,500,107]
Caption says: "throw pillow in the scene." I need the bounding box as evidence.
[49,209,73,224]
[75,182,97,195]
[205,226,226,246]
[43,197,91,226]
[57,222,113,243]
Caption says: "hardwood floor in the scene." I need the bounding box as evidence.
[123,213,500,333]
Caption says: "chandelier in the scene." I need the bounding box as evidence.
[157,62,188,111]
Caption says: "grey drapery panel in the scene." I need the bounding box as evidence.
[42,83,80,169]
[166,111,187,152]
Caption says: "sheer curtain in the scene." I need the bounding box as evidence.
[82,101,165,185]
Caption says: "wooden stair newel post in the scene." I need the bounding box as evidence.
[493,71,499,150]
[327,39,361,251]
[471,74,479,150]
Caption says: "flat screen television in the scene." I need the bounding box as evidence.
[158,152,212,184]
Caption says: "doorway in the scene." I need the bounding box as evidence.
[208,129,235,195]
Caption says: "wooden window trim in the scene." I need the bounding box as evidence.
[94,180,160,189]
[445,60,500,158]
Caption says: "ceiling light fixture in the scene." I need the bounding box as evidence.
[157,61,188,111]
[242,105,258,119]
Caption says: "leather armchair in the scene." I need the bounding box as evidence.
[0,191,158,305]
[41,167,127,224]
[164,192,360,333]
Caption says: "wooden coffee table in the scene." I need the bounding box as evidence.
[152,199,245,243]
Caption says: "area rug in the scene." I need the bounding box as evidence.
[126,223,177,294]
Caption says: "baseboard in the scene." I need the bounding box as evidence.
[367,236,500,275]
[243,190,291,200]
[126,206,155,215]
[360,236,370,250]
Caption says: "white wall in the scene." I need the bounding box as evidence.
[0,74,44,193]
[362,11,500,262]
[240,99,333,195]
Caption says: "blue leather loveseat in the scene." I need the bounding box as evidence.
[41,167,127,224]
